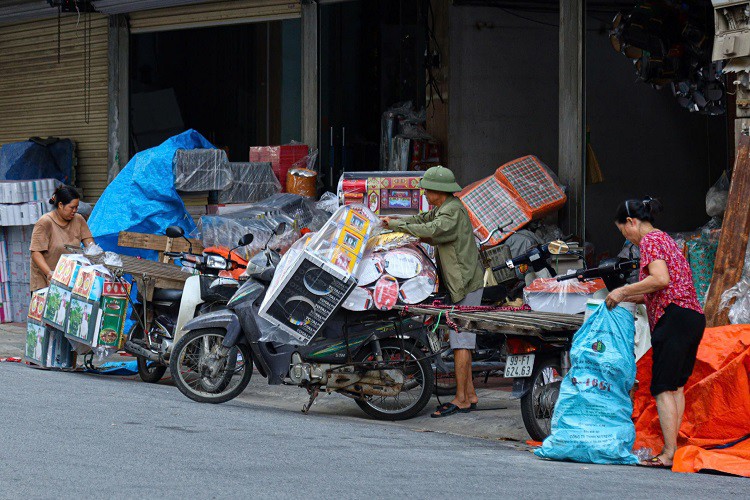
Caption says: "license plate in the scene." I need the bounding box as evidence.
[426,331,441,353]
[504,354,535,378]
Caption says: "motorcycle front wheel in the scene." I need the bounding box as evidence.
[354,340,434,421]
[169,328,253,404]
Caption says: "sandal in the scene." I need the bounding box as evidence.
[431,403,471,418]
[639,456,672,468]
[469,402,477,411]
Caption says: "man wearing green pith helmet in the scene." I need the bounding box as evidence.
[381,166,484,418]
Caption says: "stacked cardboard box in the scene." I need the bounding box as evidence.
[0,225,34,322]
[0,179,60,226]
[41,255,131,352]
[25,288,74,368]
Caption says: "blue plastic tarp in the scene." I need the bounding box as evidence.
[535,303,639,465]
[0,138,75,182]
[88,129,214,259]
[85,360,139,376]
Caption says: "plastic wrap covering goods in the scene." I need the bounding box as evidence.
[218,162,280,204]
[0,138,75,183]
[258,205,380,345]
[249,144,309,191]
[535,303,639,465]
[88,129,213,259]
[337,171,429,215]
[173,148,232,192]
[633,325,750,477]
[720,239,750,324]
[523,277,607,315]
[459,156,566,247]
[199,212,300,261]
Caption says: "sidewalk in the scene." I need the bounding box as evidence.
[0,322,25,359]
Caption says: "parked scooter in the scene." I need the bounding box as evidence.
[124,226,253,383]
[169,223,438,421]
[504,252,640,441]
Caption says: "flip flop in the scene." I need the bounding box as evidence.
[639,456,671,468]
[431,403,471,418]
[469,402,477,411]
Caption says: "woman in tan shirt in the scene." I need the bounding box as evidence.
[29,185,94,291]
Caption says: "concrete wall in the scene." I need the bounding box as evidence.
[449,6,727,256]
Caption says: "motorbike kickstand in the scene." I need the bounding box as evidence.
[302,387,320,414]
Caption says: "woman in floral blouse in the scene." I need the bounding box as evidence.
[605,197,705,469]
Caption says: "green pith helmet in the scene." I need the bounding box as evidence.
[419,165,462,193]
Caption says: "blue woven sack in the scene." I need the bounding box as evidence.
[535,303,639,465]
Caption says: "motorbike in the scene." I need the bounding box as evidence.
[168,223,439,421]
[502,252,640,441]
[124,226,253,383]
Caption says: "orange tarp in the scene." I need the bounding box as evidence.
[632,324,750,477]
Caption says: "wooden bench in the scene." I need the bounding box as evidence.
[117,231,204,263]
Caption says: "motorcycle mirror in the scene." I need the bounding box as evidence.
[548,240,569,255]
[275,222,287,236]
[238,233,254,246]
[166,226,184,239]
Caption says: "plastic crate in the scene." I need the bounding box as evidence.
[479,244,515,284]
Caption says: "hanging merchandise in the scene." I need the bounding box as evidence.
[609,1,725,115]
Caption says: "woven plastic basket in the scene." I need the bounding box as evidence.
[479,244,515,284]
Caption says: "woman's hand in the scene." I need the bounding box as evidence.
[605,286,628,309]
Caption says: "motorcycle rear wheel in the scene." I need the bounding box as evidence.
[520,356,562,442]
[354,340,434,421]
[170,328,253,404]
[129,324,167,384]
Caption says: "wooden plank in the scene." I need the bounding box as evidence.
[704,134,750,326]
[118,231,204,254]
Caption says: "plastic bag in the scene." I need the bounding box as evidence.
[103,252,123,267]
[535,303,639,465]
[84,243,104,256]
[218,162,280,204]
[706,171,730,218]
[316,192,339,213]
[719,239,750,324]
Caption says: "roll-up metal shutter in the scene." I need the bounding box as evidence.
[128,0,300,34]
[0,15,109,201]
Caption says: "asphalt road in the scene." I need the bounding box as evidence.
[0,363,746,499]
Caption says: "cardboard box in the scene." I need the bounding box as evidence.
[43,283,72,331]
[25,320,48,365]
[45,328,74,368]
[65,297,101,346]
[71,267,107,302]
[27,288,47,322]
[96,296,128,349]
[51,255,88,288]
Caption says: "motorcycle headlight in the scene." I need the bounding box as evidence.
[205,255,228,270]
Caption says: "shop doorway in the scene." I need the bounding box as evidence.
[319,0,428,188]
[129,19,302,161]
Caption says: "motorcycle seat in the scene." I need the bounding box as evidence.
[152,288,183,303]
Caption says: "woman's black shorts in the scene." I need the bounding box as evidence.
[650,303,706,396]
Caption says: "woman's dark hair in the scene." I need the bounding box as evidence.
[614,197,663,224]
[49,185,80,207]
